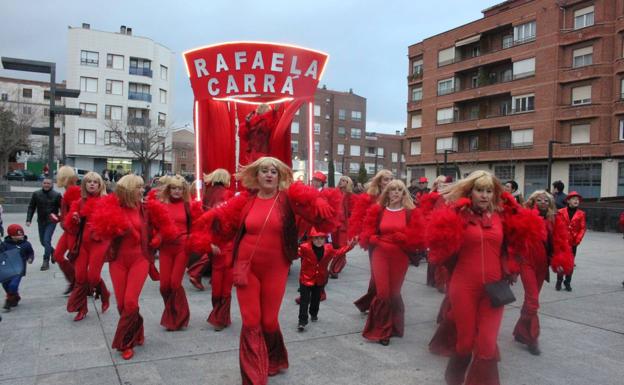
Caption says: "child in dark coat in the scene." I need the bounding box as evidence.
[297,228,354,331]
[1,224,34,311]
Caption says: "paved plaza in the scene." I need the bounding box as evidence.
[1,211,623,385]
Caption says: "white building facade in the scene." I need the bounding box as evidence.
[65,24,175,176]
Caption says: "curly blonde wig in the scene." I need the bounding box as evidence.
[237,156,293,191]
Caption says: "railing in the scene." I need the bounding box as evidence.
[128,92,152,102]
[437,35,536,67]
[407,72,423,82]
[80,59,98,66]
[129,67,153,77]
[127,117,151,126]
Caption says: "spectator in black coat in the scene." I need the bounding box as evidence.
[25,178,61,271]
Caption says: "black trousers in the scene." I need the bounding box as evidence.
[298,283,323,325]
[557,245,577,284]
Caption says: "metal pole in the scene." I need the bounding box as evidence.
[48,64,56,173]
[443,149,449,176]
[327,95,335,187]
[374,147,379,174]
[547,140,555,192]
[161,141,165,175]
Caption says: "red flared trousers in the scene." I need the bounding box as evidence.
[159,242,190,330]
[208,245,233,328]
[513,262,547,346]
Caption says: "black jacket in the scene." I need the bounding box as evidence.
[26,188,61,224]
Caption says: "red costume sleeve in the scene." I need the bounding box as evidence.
[63,199,82,234]
[145,198,178,243]
[358,203,382,250]
[419,191,440,217]
[90,195,130,240]
[550,214,574,275]
[348,193,374,239]
[575,210,587,246]
[425,204,465,265]
[502,206,546,259]
[61,186,82,218]
[287,182,341,234]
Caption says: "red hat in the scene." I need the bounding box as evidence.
[418,177,428,183]
[443,175,453,183]
[308,227,327,238]
[7,224,24,237]
[312,171,327,183]
[565,191,582,202]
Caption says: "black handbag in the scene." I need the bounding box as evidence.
[484,280,516,307]
[0,247,24,283]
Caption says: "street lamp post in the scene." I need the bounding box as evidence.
[547,140,563,191]
[327,95,335,187]
[443,149,456,177]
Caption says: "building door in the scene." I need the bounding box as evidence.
[569,163,601,198]
[524,164,547,197]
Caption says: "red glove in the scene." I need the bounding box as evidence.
[149,234,162,249]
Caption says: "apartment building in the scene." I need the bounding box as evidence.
[0,77,64,168]
[406,0,624,198]
[291,87,406,181]
[171,128,195,176]
[64,24,175,176]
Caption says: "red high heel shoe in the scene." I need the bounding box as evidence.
[73,309,87,322]
[137,335,144,346]
[121,348,134,360]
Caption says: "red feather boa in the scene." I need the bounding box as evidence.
[63,185,82,204]
[348,193,374,239]
[190,200,204,221]
[425,204,465,265]
[90,195,130,240]
[287,183,341,234]
[358,203,383,250]
[419,191,441,216]
[145,198,178,242]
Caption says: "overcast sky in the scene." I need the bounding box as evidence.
[1,0,496,134]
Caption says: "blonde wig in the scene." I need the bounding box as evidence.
[442,170,503,212]
[525,190,556,221]
[431,175,448,192]
[338,175,354,193]
[237,156,293,191]
[80,171,107,198]
[56,166,78,188]
[160,174,191,203]
[366,169,393,196]
[115,174,144,208]
[204,168,231,187]
[378,179,415,209]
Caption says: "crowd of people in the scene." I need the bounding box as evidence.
[2,162,596,385]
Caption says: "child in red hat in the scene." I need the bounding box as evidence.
[297,228,354,331]
[1,224,34,311]
[557,191,586,291]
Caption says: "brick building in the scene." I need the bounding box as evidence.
[171,128,195,176]
[291,87,406,183]
[406,0,624,198]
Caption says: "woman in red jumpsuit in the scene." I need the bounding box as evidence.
[65,172,110,321]
[359,180,424,345]
[155,175,202,331]
[426,170,543,385]
[192,156,339,385]
[53,166,82,294]
[91,174,171,360]
[329,176,355,278]
[349,169,393,313]
[513,190,573,355]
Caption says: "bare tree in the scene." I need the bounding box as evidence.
[0,104,33,176]
[105,119,171,182]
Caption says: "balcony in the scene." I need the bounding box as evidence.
[559,63,611,83]
[559,23,612,46]
[615,58,624,74]
[127,117,151,126]
[613,100,624,115]
[128,92,152,102]
[129,66,153,77]
[557,103,610,121]
[407,72,423,84]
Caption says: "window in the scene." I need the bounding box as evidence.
[618,163,624,196]
[22,106,32,115]
[438,47,456,66]
[337,144,345,155]
[512,94,535,113]
[43,90,61,101]
[43,107,49,117]
[105,105,122,120]
[573,46,593,68]
[79,103,97,118]
[314,141,320,154]
[502,35,513,49]
[365,163,377,174]
[80,77,98,93]
[351,111,362,121]
[494,165,515,181]
[437,78,456,95]
[469,135,479,151]
[104,131,121,145]
[22,88,32,98]
[572,85,591,105]
[366,147,376,156]
[351,128,362,139]
[436,137,457,153]
[350,145,361,156]
[511,128,534,147]
[512,57,535,79]
[377,147,384,157]
[436,107,455,124]
[158,113,166,127]
[107,54,124,69]
[574,5,594,30]
[1,93,7,101]
[411,113,422,128]
[570,123,590,144]
[569,163,601,198]
[524,164,548,196]
[337,126,346,137]
[160,89,167,104]
[291,140,299,153]
[513,21,536,44]
[314,104,321,116]
[621,78,624,100]
[469,105,479,120]
[338,109,346,120]
[181,151,187,159]
[411,86,422,101]
[620,119,624,140]
[410,140,421,155]
[80,50,99,66]
[129,57,152,77]
[392,152,398,162]
[314,123,321,134]
[78,129,96,144]
[291,122,299,134]
[412,59,423,76]
[106,79,123,95]
[160,65,168,80]
[501,69,513,82]
[350,162,360,173]
[129,83,151,101]
[493,130,512,150]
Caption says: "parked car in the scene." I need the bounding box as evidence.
[4,169,39,181]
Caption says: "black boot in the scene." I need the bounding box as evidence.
[445,354,472,385]
[555,280,562,291]
[40,260,50,271]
